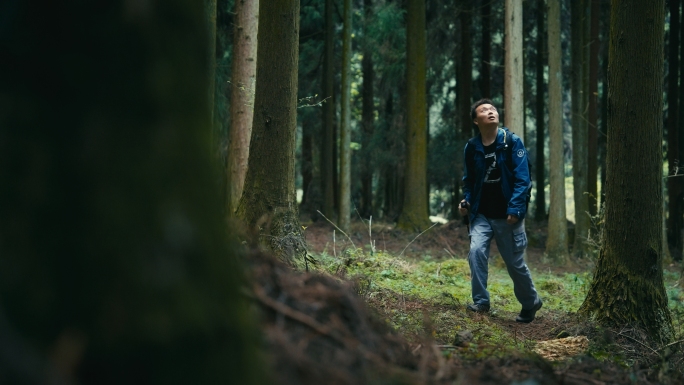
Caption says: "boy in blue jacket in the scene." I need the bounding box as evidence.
[459,98,542,323]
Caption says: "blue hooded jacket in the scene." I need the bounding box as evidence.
[462,127,531,223]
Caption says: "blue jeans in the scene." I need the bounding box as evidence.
[467,214,539,310]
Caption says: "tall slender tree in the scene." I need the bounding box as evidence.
[207,0,217,128]
[545,0,568,263]
[397,0,431,231]
[668,0,682,259]
[236,0,306,261]
[321,0,335,219]
[580,0,671,341]
[360,0,375,218]
[480,1,492,99]
[504,0,524,134]
[338,0,353,232]
[535,0,547,222]
[571,0,590,257]
[227,0,259,215]
[587,0,599,216]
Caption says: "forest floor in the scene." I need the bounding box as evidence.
[248,217,684,384]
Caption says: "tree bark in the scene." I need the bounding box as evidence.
[571,0,589,257]
[480,1,492,99]
[587,0,599,216]
[207,0,217,131]
[0,0,258,382]
[457,1,473,216]
[227,0,259,215]
[321,0,336,219]
[236,0,306,262]
[504,0,524,134]
[338,0,353,232]
[535,0,546,222]
[580,0,672,342]
[545,0,568,263]
[360,0,375,218]
[397,0,431,231]
[668,0,682,260]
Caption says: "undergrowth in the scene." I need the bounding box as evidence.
[299,234,684,368]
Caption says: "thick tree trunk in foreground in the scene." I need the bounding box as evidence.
[504,0,523,135]
[237,0,306,262]
[668,0,682,260]
[321,0,336,219]
[545,0,568,263]
[535,0,546,221]
[397,0,431,231]
[0,0,257,382]
[571,0,590,257]
[227,0,259,215]
[338,0,353,232]
[580,0,672,342]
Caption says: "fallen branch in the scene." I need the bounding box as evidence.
[317,210,358,251]
[398,223,438,258]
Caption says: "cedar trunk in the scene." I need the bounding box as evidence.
[587,0,599,215]
[545,0,568,263]
[668,0,682,259]
[360,0,375,218]
[227,0,259,215]
[397,0,431,231]
[571,0,590,257]
[504,0,524,134]
[534,0,546,221]
[338,0,353,231]
[480,2,492,99]
[457,1,473,216]
[321,0,336,218]
[236,0,305,262]
[580,0,672,342]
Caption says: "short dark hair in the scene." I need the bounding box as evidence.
[470,98,495,120]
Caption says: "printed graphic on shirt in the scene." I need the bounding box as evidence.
[483,152,501,184]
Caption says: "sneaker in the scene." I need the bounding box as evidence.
[516,298,543,323]
[466,303,490,313]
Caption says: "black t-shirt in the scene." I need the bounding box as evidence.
[479,142,508,219]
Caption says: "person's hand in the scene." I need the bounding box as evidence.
[507,215,519,225]
[459,200,469,216]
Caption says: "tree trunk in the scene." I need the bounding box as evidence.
[571,0,590,257]
[580,0,672,342]
[545,0,568,263]
[480,1,492,99]
[227,0,259,215]
[587,0,599,216]
[457,1,473,217]
[338,0,353,232]
[668,0,682,260]
[300,114,313,208]
[504,0,524,134]
[0,0,258,382]
[321,0,336,219]
[236,0,305,262]
[360,0,375,218]
[397,0,431,231]
[535,0,546,222]
[207,0,217,132]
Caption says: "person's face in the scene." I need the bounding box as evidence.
[473,103,499,127]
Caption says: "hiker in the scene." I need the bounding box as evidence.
[459,98,542,323]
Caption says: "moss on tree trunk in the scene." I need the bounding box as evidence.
[236,0,306,263]
[397,0,431,232]
[579,0,672,342]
